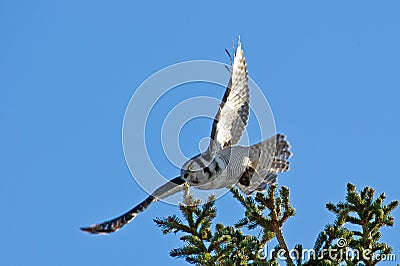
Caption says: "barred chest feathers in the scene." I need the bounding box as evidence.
[181,146,250,190]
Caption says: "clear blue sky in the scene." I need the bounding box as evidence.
[1,1,399,265]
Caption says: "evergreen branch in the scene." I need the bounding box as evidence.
[231,186,295,265]
[156,181,397,266]
[310,183,398,265]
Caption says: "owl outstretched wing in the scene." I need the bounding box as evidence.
[208,38,250,154]
[80,177,185,234]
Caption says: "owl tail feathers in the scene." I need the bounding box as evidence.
[80,177,186,234]
[249,133,292,173]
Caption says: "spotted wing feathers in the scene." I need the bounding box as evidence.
[81,177,185,234]
[80,196,156,234]
[209,39,250,152]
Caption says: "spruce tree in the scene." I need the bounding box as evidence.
[154,183,398,265]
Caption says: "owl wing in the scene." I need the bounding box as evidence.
[80,177,185,234]
[208,38,250,154]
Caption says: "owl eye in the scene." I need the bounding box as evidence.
[188,165,193,171]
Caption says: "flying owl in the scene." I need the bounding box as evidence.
[81,39,292,234]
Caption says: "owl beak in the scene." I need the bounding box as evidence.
[181,170,189,179]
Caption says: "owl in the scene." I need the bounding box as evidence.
[81,38,292,234]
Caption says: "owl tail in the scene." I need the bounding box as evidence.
[80,177,185,234]
[237,134,291,195]
[249,133,292,173]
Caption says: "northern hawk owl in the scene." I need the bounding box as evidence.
[81,39,292,234]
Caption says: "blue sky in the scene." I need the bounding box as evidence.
[1,1,399,265]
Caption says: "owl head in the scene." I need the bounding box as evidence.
[181,153,214,186]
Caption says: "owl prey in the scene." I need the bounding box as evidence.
[81,39,292,234]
